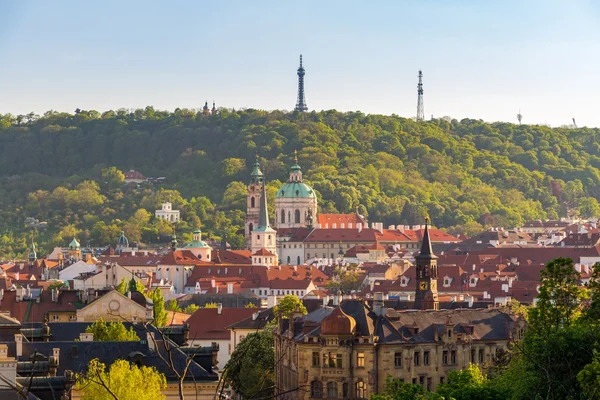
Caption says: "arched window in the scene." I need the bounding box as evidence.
[356,381,366,399]
[287,256,291,264]
[281,209,286,223]
[295,209,301,223]
[310,381,323,398]
[297,256,301,265]
[288,211,291,223]
[249,223,253,233]
[251,196,255,208]
[327,382,338,398]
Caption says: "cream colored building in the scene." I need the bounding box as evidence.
[76,290,153,323]
[155,202,180,223]
[275,298,525,399]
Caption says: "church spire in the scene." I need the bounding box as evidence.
[250,152,264,184]
[416,217,437,261]
[258,180,270,230]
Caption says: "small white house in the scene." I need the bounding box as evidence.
[155,202,180,223]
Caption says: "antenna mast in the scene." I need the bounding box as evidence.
[517,109,522,125]
[416,70,424,122]
[294,55,308,112]
[572,118,577,128]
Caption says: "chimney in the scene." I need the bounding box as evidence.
[357,223,362,233]
[217,303,223,315]
[227,283,233,294]
[332,295,339,306]
[14,334,22,358]
[252,311,259,321]
[127,291,131,299]
[389,225,396,230]
[51,289,58,302]
[322,295,329,307]
[0,344,7,359]
[211,279,215,288]
[147,332,155,352]
[79,333,93,342]
[466,295,474,308]
[373,292,385,316]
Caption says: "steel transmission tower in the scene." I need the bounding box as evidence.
[295,55,308,112]
[416,70,424,122]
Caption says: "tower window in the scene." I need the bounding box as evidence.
[295,209,301,223]
[251,197,255,208]
[281,209,286,223]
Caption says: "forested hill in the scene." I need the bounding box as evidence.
[1,108,600,256]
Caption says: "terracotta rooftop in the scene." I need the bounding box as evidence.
[186,307,259,340]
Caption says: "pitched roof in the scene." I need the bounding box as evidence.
[0,290,79,323]
[304,228,380,243]
[317,213,366,228]
[160,250,200,265]
[186,307,259,340]
[124,170,146,180]
[253,248,276,256]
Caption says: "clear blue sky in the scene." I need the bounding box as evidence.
[1,0,599,127]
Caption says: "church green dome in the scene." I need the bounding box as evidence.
[276,182,316,199]
[185,240,210,248]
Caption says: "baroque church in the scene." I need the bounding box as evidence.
[244,152,319,263]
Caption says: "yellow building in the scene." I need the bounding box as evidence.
[76,289,153,322]
[275,299,525,399]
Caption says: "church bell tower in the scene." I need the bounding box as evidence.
[414,217,439,310]
[245,154,264,248]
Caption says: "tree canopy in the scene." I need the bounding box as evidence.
[2,108,600,257]
[76,358,166,400]
[85,319,139,341]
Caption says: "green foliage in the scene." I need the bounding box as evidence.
[224,328,274,399]
[245,302,257,308]
[577,351,600,400]
[4,110,600,256]
[115,278,127,295]
[326,264,362,293]
[437,364,508,400]
[165,298,182,312]
[150,289,168,327]
[273,295,307,321]
[77,358,166,400]
[182,304,199,314]
[85,318,138,341]
[47,280,68,291]
[494,257,600,399]
[371,376,443,400]
[203,302,218,309]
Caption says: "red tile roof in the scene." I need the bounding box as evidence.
[185,307,259,340]
[124,170,146,180]
[160,250,200,265]
[99,254,163,266]
[253,248,276,256]
[377,228,460,243]
[211,249,251,264]
[0,290,79,323]
[304,228,380,243]
[317,213,366,228]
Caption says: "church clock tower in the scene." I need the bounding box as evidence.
[414,218,439,310]
[245,154,264,248]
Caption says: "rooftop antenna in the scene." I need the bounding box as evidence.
[416,70,424,122]
[517,109,522,125]
[572,118,577,128]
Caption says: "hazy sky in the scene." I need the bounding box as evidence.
[1,1,599,127]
